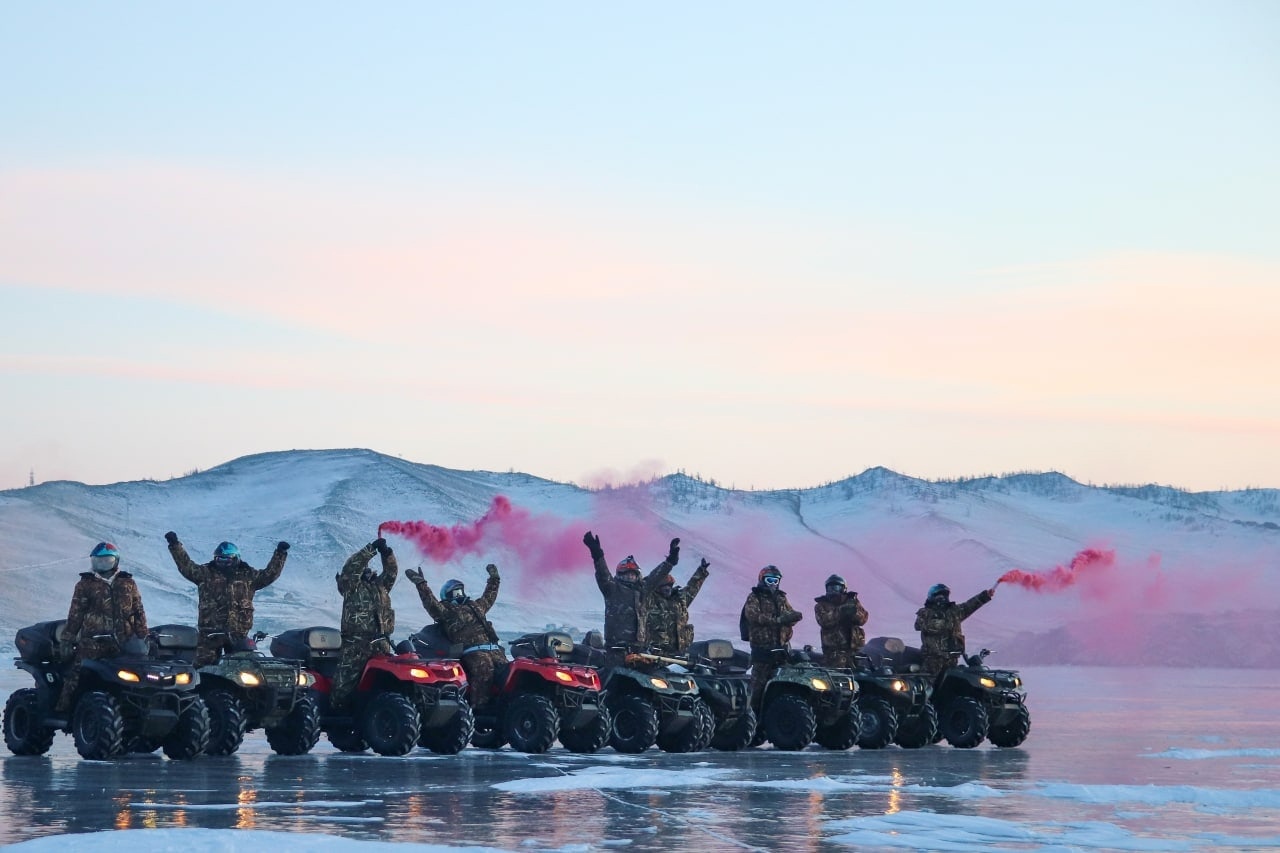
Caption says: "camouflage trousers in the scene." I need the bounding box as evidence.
[54,646,110,714]
[822,649,857,670]
[461,649,508,710]
[330,635,392,713]
[749,660,779,712]
[195,637,227,667]
[922,651,958,679]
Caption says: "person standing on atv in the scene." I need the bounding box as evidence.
[53,542,150,719]
[813,574,868,670]
[405,563,507,712]
[644,557,711,656]
[330,538,398,714]
[165,532,289,666]
[583,531,680,656]
[742,565,803,710]
[914,583,995,677]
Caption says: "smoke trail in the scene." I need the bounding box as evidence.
[996,548,1117,592]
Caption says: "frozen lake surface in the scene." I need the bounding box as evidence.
[3,666,1279,851]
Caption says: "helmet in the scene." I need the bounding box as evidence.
[927,583,951,602]
[441,579,467,603]
[825,574,847,594]
[89,542,120,575]
[615,556,641,581]
[657,574,675,596]
[213,541,241,567]
[758,565,782,587]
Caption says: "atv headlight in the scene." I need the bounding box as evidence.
[409,668,430,679]
[554,671,575,683]
[979,677,997,688]
[297,672,314,687]
[891,680,908,692]
[175,672,192,686]
[650,677,669,690]
[810,678,830,691]
[237,671,262,687]
[1012,676,1022,688]
[117,670,140,683]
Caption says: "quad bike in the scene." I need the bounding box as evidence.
[860,636,939,748]
[683,639,757,751]
[271,626,474,756]
[574,631,714,754]
[150,625,320,756]
[930,647,1030,748]
[4,620,209,761]
[753,646,861,751]
[403,625,609,754]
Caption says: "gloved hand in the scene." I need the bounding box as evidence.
[666,537,680,566]
[987,587,997,598]
[164,531,178,546]
[697,557,710,572]
[583,531,603,560]
[486,563,499,579]
[405,568,425,586]
[277,541,290,552]
[371,537,389,555]
[838,601,860,618]
[781,610,803,626]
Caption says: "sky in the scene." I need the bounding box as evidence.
[2,3,1278,493]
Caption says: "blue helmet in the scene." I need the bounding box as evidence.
[441,579,467,603]
[213,541,241,567]
[90,542,120,574]
[927,583,951,602]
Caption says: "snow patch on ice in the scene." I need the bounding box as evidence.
[1145,747,1280,760]
[7,827,514,852]
[824,813,1194,851]
[493,766,733,793]
[1033,782,1280,810]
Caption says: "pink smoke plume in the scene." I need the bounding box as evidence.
[996,548,1117,593]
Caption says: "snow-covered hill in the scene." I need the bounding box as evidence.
[1,449,1276,666]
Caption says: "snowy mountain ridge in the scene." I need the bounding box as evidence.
[1,448,1276,666]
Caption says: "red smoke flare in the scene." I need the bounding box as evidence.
[996,548,1116,592]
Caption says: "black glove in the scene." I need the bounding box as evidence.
[781,610,803,626]
[277,541,290,552]
[666,537,680,566]
[371,537,389,555]
[583,531,603,560]
[697,557,710,572]
[838,601,860,618]
[164,531,178,546]
[486,563,499,579]
[405,567,425,585]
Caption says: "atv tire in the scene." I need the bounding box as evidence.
[608,693,660,754]
[894,702,938,749]
[73,690,125,760]
[419,700,475,755]
[854,696,898,750]
[163,695,211,760]
[504,693,560,754]
[558,705,611,754]
[657,698,714,753]
[940,696,988,749]
[266,691,322,756]
[988,703,1031,748]
[203,688,248,756]
[710,707,757,752]
[327,726,367,752]
[361,692,420,756]
[815,705,863,751]
[3,689,55,756]
[763,693,817,751]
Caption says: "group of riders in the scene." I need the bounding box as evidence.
[52,530,998,722]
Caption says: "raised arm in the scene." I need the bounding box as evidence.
[585,532,613,596]
[680,558,710,605]
[406,568,444,620]
[476,564,500,611]
[337,544,377,595]
[377,545,398,590]
[252,542,289,590]
[957,588,994,621]
[165,532,209,585]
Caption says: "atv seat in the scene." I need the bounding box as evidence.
[511,632,573,661]
[570,631,609,668]
[407,624,464,659]
[687,639,750,674]
[15,620,69,665]
[271,626,342,677]
[149,624,200,662]
[865,636,924,673]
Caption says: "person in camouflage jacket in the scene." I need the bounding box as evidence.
[330,538,398,712]
[55,542,149,715]
[165,531,288,665]
[813,574,869,670]
[741,565,803,709]
[583,531,680,653]
[406,563,506,710]
[914,582,995,677]
[643,557,710,655]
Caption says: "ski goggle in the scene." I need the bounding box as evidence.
[826,582,846,593]
[761,574,781,588]
[447,588,466,602]
[91,555,118,573]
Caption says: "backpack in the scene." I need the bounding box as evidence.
[739,600,751,642]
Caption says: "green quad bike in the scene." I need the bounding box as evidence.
[4,620,209,761]
[753,646,861,751]
[683,639,757,751]
[575,631,714,754]
[150,625,321,756]
[931,647,1030,748]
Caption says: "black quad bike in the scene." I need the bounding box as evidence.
[930,647,1030,749]
[574,632,714,754]
[150,625,321,756]
[754,647,861,751]
[272,626,474,756]
[4,620,209,761]
[683,639,757,751]
[860,636,939,748]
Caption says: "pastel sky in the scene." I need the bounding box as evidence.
[3,3,1278,492]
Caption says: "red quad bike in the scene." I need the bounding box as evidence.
[271,626,474,756]
[402,625,610,754]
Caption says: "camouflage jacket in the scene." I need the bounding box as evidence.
[742,586,801,650]
[169,540,286,639]
[643,562,709,654]
[336,545,398,638]
[593,553,673,647]
[65,571,148,652]
[415,574,501,649]
[814,592,869,655]
[914,589,993,660]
